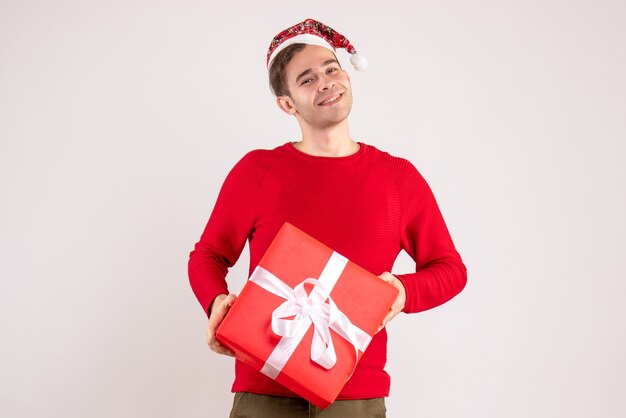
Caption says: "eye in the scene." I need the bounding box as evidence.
[301,78,313,85]
[327,67,338,74]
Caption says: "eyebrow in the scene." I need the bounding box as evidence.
[295,59,340,84]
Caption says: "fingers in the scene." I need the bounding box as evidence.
[379,271,396,283]
[208,335,235,357]
[384,305,398,324]
[377,304,399,333]
[376,272,407,333]
[207,320,235,356]
[208,293,237,329]
[225,293,237,307]
[206,293,238,357]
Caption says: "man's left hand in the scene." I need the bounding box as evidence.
[377,272,406,332]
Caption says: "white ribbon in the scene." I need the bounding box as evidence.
[249,252,372,379]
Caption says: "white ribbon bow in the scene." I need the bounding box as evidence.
[250,252,372,379]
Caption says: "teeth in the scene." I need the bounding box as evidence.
[320,95,340,105]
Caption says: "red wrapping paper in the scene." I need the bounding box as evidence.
[216,222,398,408]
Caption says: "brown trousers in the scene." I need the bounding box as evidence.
[229,392,387,418]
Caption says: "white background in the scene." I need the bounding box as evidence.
[1,0,625,417]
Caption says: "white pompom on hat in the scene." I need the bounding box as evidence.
[267,18,368,71]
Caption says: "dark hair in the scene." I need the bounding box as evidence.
[268,43,307,98]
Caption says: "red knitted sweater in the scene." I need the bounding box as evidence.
[188,141,467,399]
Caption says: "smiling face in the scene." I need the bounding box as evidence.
[276,44,353,131]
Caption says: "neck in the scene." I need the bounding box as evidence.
[295,121,358,157]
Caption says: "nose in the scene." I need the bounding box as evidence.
[318,73,336,91]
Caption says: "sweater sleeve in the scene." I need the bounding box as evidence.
[187,151,266,317]
[394,159,467,313]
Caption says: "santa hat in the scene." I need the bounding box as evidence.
[266,18,368,71]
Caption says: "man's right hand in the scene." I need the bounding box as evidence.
[206,293,237,357]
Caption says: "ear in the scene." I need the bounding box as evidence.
[276,95,297,115]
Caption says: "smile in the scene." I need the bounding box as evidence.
[318,94,343,106]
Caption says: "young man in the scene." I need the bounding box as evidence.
[188,19,467,417]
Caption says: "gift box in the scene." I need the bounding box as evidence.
[216,222,398,409]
